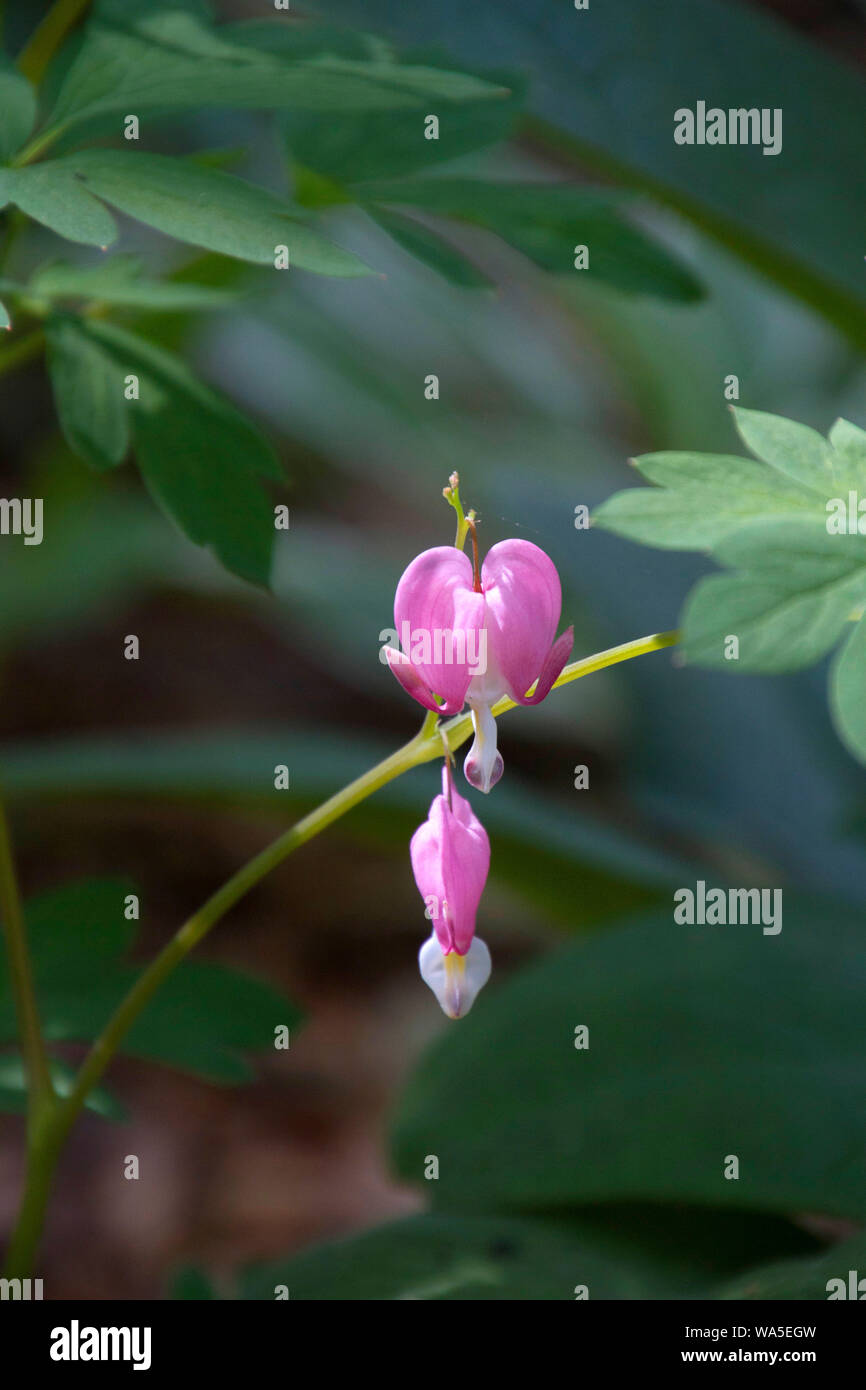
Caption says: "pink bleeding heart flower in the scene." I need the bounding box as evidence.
[384,538,573,792]
[411,764,491,1019]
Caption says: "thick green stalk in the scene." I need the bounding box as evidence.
[0,792,53,1115]
[2,630,678,1276]
[2,1114,65,1278]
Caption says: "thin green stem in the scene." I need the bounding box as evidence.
[3,627,678,1275]
[441,628,680,749]
[17,0,92,85]
[0,790,54,1116]
[57,730,435,1132]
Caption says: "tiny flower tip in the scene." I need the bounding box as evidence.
[449,471,459,489]
[419,935,491,1019]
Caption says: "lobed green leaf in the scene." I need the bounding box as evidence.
[44,316,282,585]
[43,8,507,149]
[0,165,117,248]
[596,411,866,764]
[0,58,36,163]
[366,205,492,288]
[46,315,129,470]
[237,1208,817,1301]
[30,152,373,274]
[358,178,704,299]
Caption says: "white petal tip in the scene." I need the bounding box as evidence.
[418,935,491,1019]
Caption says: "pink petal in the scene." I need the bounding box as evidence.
[383,648,446,714]
[392,547,485,714]
[438,785,490,953]
[481,539,567,705]
[513,625,574,705]
[410,813,452,951]
[410,769,490,955]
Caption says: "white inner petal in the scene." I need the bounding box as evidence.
[418,934,492,1019]
[464,701,504,793]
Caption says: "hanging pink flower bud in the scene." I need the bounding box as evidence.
[410,765,491,1018]
[384,539,573,792]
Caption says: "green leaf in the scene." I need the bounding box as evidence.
[280,59,524,184]
[236,1208,816,1301]
[223,18,383,63]
[828,417,866,490]
[594,412,866,556]
[230,22,522,184]
[732,407,837,494]
[830,615,866,765]
[391,897,866,1218]
[368,206,492,288]
[44,9,507,147]
[0,58,36,162]
[0,298,9,331]
[0,165,117,248]
[58,152,371,275]
[357,179,704,299]
[46,316,129,470]
[720,1229,866,1301]
[681,520,866,672]
[30,256,236,310]
[315,0,866,348]
[70,318,282,585]
[596,410,866,765]
[0,879,301,1086]
[594,452,822,550]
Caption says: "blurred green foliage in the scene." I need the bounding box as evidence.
[0,879,301,1097]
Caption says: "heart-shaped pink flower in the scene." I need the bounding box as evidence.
[384,539,573,791]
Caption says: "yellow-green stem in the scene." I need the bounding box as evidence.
[2,629,678,1276]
